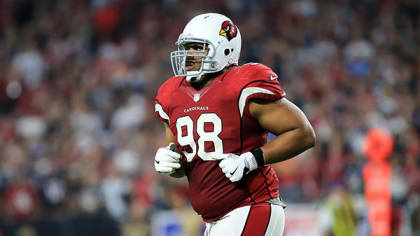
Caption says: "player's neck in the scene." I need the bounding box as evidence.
[190,66,235,90]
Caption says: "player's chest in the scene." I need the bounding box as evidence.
[167,81,242,161]
[168,81,239,120]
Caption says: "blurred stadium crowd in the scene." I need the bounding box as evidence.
[0,0,419,235]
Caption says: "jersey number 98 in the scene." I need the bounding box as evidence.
[176,113,224,162]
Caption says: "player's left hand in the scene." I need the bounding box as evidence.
[218,152,258,182]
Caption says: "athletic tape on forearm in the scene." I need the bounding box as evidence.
[250,147,265,166]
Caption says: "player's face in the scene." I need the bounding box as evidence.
[184,43,209,71]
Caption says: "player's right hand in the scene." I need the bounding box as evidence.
[154,143,181,175]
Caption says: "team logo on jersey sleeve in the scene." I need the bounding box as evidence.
[219,21,237,41]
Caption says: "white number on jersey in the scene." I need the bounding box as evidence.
[176,113,224,162]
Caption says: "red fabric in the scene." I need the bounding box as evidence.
[92,6,120,35]
[363,128,393,162]
[363,128,393,236]
[3,184,37,220]
[242,203,271,236]
[155,63,284,222]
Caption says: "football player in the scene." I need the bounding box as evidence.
[154,13,315,236]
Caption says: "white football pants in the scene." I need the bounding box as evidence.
[204,202,285,236]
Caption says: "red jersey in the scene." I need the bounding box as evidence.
[155,63,286,222]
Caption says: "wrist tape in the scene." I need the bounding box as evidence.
[250,147,265,166]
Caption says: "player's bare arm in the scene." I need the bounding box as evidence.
[219,97,315,182]
[163,122,175,145]
[249,98,316,164]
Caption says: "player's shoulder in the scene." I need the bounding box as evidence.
[158,76,184,91]
[230,63,278,84]
[240,62,273,72]
[156,76,185,99]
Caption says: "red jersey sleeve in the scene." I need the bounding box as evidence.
[238,63,286,117]
[154,80,172,125]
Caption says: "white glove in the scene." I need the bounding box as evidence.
[219,152,258,182]
[154,143,181,175]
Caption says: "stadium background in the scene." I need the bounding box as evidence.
[0,0,419,235]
